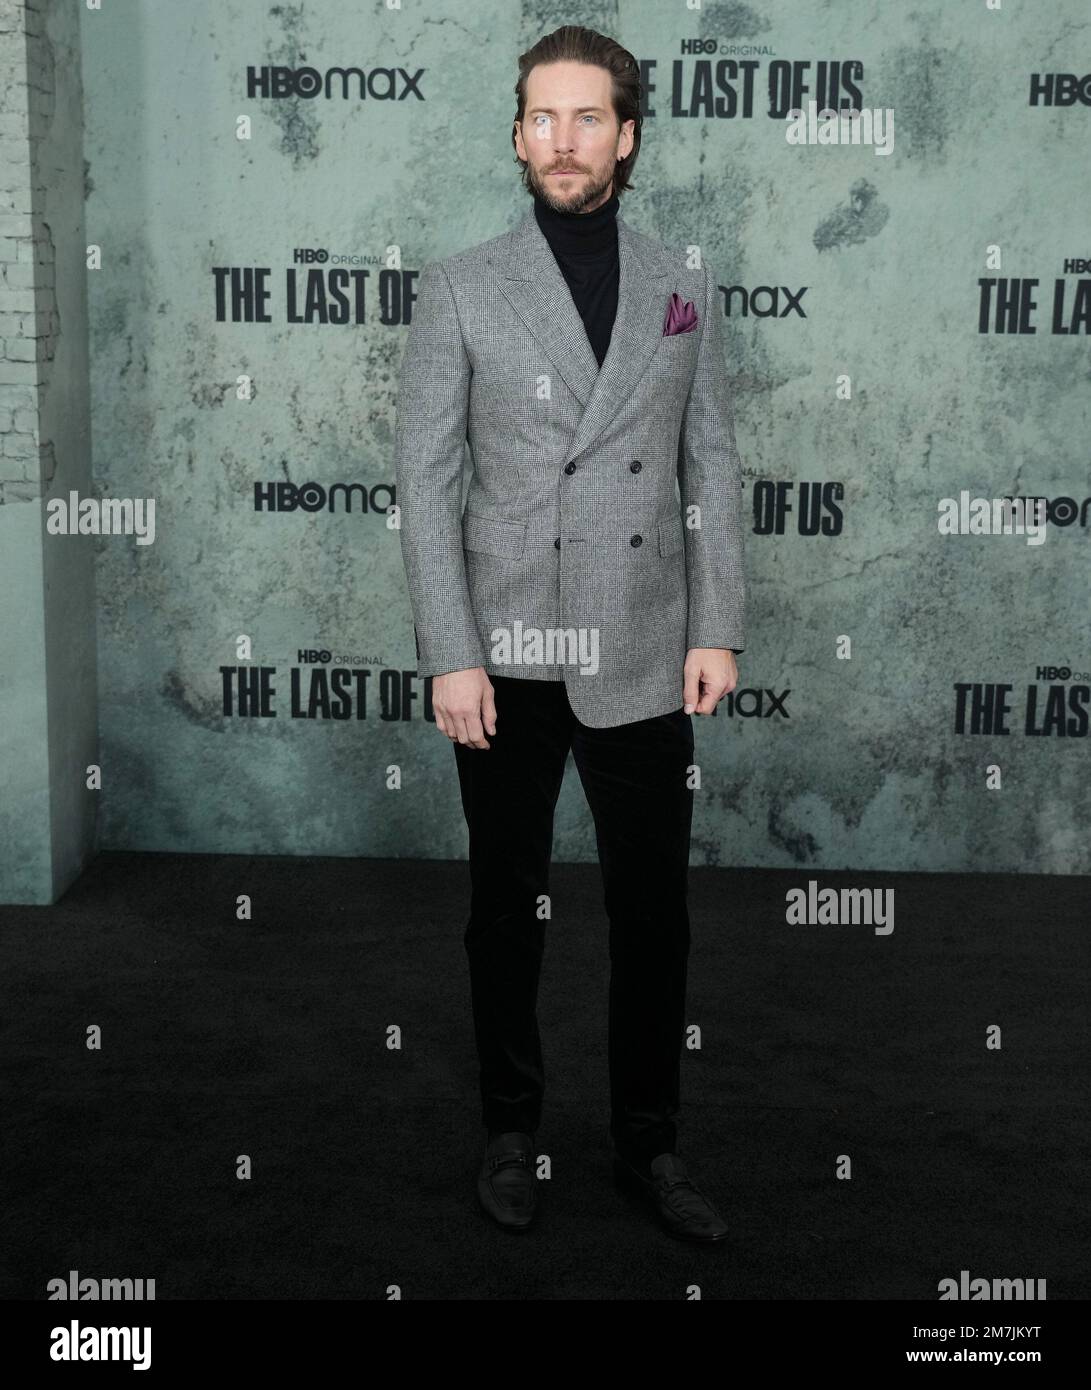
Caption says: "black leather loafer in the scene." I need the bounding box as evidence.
[613,1151,728,1242]
[477,1131,537,1231]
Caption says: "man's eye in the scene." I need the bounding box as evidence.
[532,114,597,125]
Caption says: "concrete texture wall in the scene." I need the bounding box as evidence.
[1,0,96,904]
[4,0,1086,899]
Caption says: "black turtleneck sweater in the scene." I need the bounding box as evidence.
[533,190,620,367]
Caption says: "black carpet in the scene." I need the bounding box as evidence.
[2,853,1088,1300]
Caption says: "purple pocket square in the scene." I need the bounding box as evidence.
[663,291,698,336]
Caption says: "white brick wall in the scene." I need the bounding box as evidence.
[0,0,46,504]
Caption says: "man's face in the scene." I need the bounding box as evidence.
[514,60,634,214]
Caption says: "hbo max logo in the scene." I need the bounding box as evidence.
[245,65,425,101]
[1029,73,1091,105]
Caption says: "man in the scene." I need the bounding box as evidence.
[394,25,746,1242]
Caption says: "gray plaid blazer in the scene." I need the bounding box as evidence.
[394,204,747,729]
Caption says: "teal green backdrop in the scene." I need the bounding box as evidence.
[79,1,1089,873]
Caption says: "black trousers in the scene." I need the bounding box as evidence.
[453,674,695,1169]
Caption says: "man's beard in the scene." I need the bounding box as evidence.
[525,157,615,214]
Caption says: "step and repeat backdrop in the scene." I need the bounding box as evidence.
[82,1,1088,873]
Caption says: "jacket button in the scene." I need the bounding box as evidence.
[630,534,642,547]
[554,537,561,549]
[563,462,576,475]
[630,460,642,473]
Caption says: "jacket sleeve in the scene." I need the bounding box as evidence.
[677,257,747,655]
[394,259,488,678]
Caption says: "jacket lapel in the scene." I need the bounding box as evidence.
[489,205,670,465]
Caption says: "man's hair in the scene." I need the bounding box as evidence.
[512,25,643,196]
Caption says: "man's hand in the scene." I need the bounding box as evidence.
[432,667,497,748]
[683,648,739,715]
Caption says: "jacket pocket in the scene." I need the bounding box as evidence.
[658,512,686,556]
[652,329,699,364]
[462,510,527,560]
